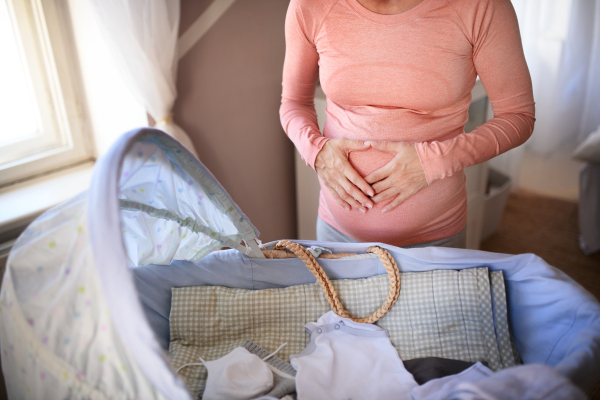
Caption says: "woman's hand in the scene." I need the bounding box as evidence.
[364,141,428,213]
[315,139,375,213]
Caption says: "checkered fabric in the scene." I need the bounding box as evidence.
[477,268,504,371]
[169,267,519,394]
[490,270,521,367]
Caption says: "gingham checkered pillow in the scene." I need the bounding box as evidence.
[169,267,517,394]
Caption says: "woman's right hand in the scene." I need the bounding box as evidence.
[314,139,375,213]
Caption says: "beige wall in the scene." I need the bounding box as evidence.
[175,0,296,242]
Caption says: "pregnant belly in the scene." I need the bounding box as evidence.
[319,145,468,246]
[318,171,468,246]
[320,115,467,245]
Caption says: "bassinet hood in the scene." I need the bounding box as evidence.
[86,128,260,399]
[2,129,246,400]
[91,128,260,268]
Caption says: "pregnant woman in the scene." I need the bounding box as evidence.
[280,0,535,248]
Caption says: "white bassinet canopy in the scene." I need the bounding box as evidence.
[2,128,600,400]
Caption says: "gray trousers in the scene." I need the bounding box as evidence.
[316,216,467,249]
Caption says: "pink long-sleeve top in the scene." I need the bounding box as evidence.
[280,0,535,246]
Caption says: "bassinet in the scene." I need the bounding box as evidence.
[1,128,599,399]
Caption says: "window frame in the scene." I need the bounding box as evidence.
[0,0,93,188]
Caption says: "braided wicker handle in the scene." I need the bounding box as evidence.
[272,240,400,324]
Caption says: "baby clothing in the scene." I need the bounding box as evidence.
[290,311,418,400]
[440,364,586,400]
[197,340,297,400]
[186,310,556,400]
[200,347,274,400]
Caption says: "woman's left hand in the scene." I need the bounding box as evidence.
[363,141,428,213]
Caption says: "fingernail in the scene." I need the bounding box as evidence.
[382,208,388,213]
[345,206,350,211]
[368,191,374,197]
[360,208,366,214]
[366,203,373,209]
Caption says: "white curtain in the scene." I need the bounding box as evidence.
[490,0,600,182]
[91,0,197,156]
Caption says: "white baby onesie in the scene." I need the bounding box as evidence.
[290,311,418,400]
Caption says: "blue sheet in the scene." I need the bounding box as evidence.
[132,241,600,391]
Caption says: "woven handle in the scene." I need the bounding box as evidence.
[272,240,400,324]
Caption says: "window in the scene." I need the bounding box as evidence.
[0,0,92,187]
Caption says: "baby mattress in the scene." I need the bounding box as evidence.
[169,268,519,394]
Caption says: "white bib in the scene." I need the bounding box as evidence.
[202,347,274,400]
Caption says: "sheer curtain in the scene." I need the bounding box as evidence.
[490,0,600,182]
[91,0,198,156]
